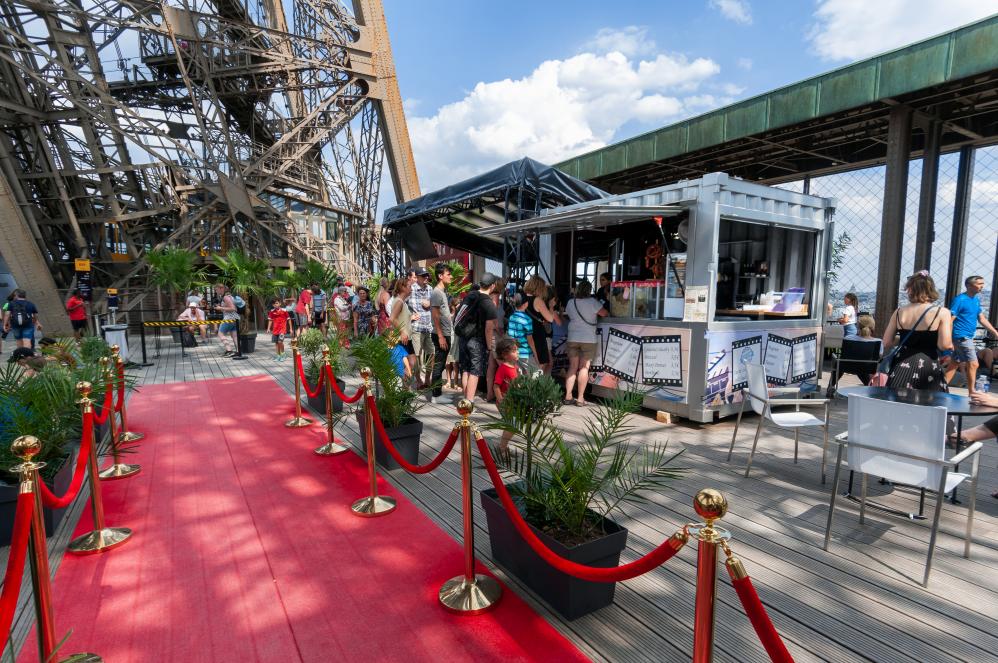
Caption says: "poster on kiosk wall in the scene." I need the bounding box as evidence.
[704,328,821,407]
[589,324,692,403]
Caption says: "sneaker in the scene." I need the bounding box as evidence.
[430,396,452,405]
[223,351,235,357]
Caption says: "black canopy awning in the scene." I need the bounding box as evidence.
[383,157,608,260]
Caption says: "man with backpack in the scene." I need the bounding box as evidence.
[2,290,41,349]
[454,273,499,402]
[213,283,240,356]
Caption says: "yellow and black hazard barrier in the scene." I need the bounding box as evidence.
[142,320,217,327]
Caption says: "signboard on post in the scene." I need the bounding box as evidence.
[75,258,92,301]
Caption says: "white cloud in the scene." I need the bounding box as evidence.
[736,57,753,70]
[585,26,656,57]
[408,36,729,191]
[808,0,996,61]
[709,0,753,25]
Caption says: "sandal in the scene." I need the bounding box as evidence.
[575,400,589,407]
[562,398,575,406]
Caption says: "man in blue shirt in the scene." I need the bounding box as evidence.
[946,275,998,393]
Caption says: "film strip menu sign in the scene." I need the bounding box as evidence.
[763,334,794,385]
[602,328,642,382]
[791,332,818,382]
[591,327,605,373]
[640,335,683,386]
[731,335,763,390]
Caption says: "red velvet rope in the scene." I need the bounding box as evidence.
[326,366,365,403]
[0,492,34,640]
[92,381,114,425]
[366,393,459,474]
[114,362,125,413]
[38,410,93,509]
[731,575,795,663]
[295,353,325,398]
[475,431,686,582]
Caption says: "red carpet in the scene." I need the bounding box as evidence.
[20,375,588,662]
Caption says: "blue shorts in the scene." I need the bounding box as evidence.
[11,326,34,341]
[954,337,977,363]
[219,321,238,334]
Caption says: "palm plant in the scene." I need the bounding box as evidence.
[297,328,327,385]
[299,259,339,294]
[429,260,472,298]
[348,331,423,428]
[146,246,207,312]
[212,249,272,330]
[487,376,686,544]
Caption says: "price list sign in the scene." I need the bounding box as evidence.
[640,335,683,386]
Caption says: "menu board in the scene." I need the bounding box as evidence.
[763,334,793,385]
[731,335,763,390]
[602,328,642,382]
[591,326,605,373]
[641,335,683,386]
[791,333,818,382]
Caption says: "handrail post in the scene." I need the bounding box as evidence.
[285,341,313,428]
[314,347,348,455]
[350,367,396,517]
[690,489,729,663]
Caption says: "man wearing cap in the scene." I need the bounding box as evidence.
[177,300,206,341]
[455,273,499,402]
[407,266,434,388]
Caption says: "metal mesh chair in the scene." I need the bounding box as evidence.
[826,337,882,397]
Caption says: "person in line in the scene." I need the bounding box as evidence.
[596,272,612,310]
[446,296,461,390]
[2,289,41,350]
[407,267,433,389]
[837,292,859,337]
[353,285,375,337]
[294,285,313,338]
[493,336,519,453]
[311,284,328,336]
[484,278,506,402]
[375,276,391,334]
[944,275,998,394]
[880,271,953,391]
[65,289,88,340]
[332,286,352,339]
[387,278,414,382]
[177,300,206,341]
[267,297,290,361]
[213,283,239,356]
[455,273,499,402]
[562,280,609,406]
[522,275,561,375]
[283,297,297,338]
[0,292,13,355]
[429,262,454,404]
[506,292,538,375]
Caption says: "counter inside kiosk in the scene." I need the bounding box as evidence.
[484,173,834,423]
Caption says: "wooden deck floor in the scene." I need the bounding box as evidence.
[15,335,998,662]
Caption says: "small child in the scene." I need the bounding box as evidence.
[493,337,519,452]
[267,298,290,360]
[506,292,539,375]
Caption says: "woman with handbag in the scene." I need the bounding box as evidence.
[562,280,609,406]
[877,271,954,390]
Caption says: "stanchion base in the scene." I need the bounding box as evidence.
[314,440,350,455]
[67,527,132,555]
[99,463,141,480]
[59,653,103,662]
[350,495,396,517]
[119,431,145,443]
[285,416,314,428]
[438,575,502,614]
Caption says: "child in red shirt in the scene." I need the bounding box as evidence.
[493,337,519,452]
[267,298,290,360]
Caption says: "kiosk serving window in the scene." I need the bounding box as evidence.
[713,218,817,320]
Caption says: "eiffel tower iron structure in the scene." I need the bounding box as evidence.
[0,0,418,326]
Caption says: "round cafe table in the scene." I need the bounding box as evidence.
[838,386,997,507]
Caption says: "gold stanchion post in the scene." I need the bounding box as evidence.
[314,347,348,455]
[285,341,313,428]
[11,436,103,662]
[112,345,143,443]
[68,382,133,554]
[350,367,396,517]
[97,357,140,480]
[690,489,729,663]
[438,400,501,614]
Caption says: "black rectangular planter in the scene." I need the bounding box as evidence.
[480,486,629,620]
[305,378,346,415]
[238,333,257,353]
[355,412,422,471]
[0,447,77,546]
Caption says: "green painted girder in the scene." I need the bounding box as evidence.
[556,15,998,181]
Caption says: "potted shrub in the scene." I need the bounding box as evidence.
[298,328,349,414]
[480,375,686,620]
[349,332,425,470]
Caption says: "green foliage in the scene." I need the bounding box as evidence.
[79,336,113,365]
[828,230,852,287]
[274,268,307,298]
[348,332,423,428]
[147,247,208,309]
[297,328,327,384]
[487,379,686,543]
[428,260,472,298]
[212,249,274,331]
[298,259,339,294]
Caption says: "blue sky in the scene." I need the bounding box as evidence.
[379,1,997,202]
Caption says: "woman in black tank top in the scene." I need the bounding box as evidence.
[880,272,954,390]
[523,275,562,374]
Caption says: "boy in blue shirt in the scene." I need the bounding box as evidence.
[946,275,998,393]
[506,293,539,375]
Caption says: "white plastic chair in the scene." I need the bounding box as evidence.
[727,363,831,481]
[823,395,982,586]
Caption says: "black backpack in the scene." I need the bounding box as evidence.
[453,292,482,339]
[8,300,29,328]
